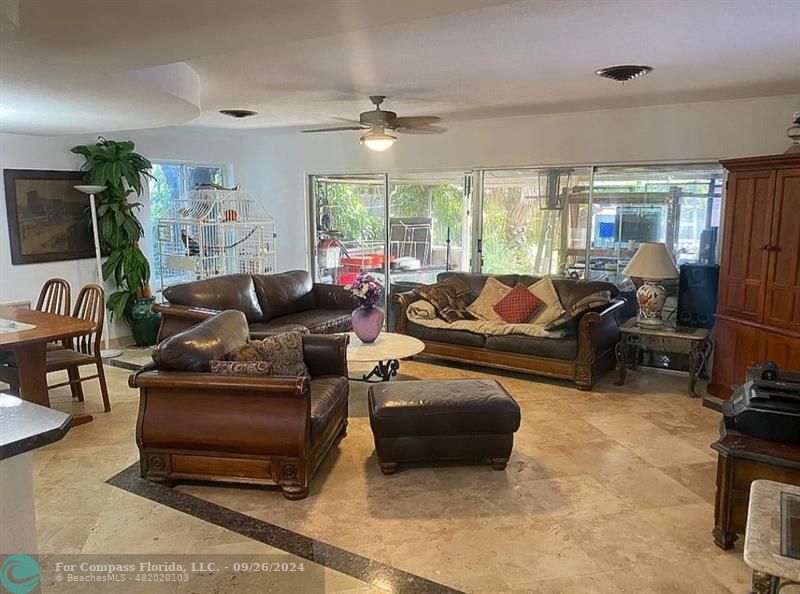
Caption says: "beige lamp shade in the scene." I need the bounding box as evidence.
[623,242,678,281]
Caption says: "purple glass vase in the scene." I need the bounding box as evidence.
[351,304,385,343]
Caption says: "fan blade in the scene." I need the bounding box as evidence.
[394,126,447,135]
[392,116,441,127]
[331,116,365,125]
[301,125,365,133]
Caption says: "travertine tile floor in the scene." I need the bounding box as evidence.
[22,359,756,593]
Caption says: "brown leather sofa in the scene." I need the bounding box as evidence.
[393,272,629,390]
[130,310,350,500]
[154,270,356,340]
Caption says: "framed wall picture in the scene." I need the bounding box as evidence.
[3,169,95,265]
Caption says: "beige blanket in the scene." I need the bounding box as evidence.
[407,300,565,339]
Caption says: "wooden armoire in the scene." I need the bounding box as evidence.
[709,153,800,400]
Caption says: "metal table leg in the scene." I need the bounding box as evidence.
[688,338,710,397]
[615,338,628,386]
[362,359,400,382]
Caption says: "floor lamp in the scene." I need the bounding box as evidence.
[74,185,122,358]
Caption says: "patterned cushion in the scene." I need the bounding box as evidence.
[527,276,566,327]
[544,290,612,331]
[493,283,545,324]
[467,277,512,321]
[228,330,310,377]
[225,342,262,362]
[413,281,475,323]
[209,360,273,376]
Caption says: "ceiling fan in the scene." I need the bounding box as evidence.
[302,95,445,151]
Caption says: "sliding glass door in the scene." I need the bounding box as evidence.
[388,171,471,286]
[310,175,387,308]
[309,163,723,298]
[480,167,593,277]
[587,165,723,282]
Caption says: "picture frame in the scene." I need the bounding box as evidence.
[3,169,96,265]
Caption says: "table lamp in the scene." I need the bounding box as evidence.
[74,185,121,358]
[623,242,678,327]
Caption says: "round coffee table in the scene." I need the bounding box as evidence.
[346,332,425,382]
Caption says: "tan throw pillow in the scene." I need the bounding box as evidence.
[544,290,612,331]
[228,331,309,377]
[468,277,512,321]
[527,276,566,327]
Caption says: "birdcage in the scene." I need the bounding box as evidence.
[156,187,276,288]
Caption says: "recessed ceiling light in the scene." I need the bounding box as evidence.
[595,65,653,83]
[219,109,258,119]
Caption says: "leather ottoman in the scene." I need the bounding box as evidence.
[367,379,521,475]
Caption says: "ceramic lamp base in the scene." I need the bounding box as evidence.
[636,280,667,327]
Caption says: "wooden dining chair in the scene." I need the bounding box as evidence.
[53,283,111,411]
[36,278,71,316]
[2,284,111,412]
[36,277,72,351]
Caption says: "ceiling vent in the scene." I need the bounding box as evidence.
[219,109,258,119]
[595,65,653,83]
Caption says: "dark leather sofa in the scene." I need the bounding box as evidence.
[130,310,350,500]
[154,270,356,340]
[393,272,629,390]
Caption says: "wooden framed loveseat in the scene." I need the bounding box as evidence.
[392,272,630,390]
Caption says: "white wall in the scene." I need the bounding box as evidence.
[2,94,798,336]
[236,94,800,271]
[0,127,244,339]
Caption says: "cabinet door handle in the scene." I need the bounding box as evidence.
[760,244,769,250]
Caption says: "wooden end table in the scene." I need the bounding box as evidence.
[615,318,712,396]
[712,428,800,551]
[743,480,800,594]
[346,332,425,382]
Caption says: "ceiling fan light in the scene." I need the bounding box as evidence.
[360,129,396,151]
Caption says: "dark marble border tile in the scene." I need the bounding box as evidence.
[107,463,462,594]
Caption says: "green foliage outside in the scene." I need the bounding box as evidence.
[318,181,465,246]
[318,181,384,243]
[389,184,464,245]
[481,186,559,275]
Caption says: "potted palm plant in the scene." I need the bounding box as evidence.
[71,137,161,346]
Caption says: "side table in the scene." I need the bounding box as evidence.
[743,480,800,594]
[712,427,800,551]
[346,332,425,382]
[615,318,712,396]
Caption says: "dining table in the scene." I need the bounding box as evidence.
[0,305,97,423]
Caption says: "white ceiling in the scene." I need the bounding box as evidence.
[1,0,799,135]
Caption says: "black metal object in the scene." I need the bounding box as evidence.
[362,359,400,382]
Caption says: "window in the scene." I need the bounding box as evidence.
[149,162,227,290]
[310,172,472,303]
[582,164,723,282]
[481,167,592,276]
[308,163,723,290]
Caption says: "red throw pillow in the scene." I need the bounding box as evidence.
[493,283,544,324]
